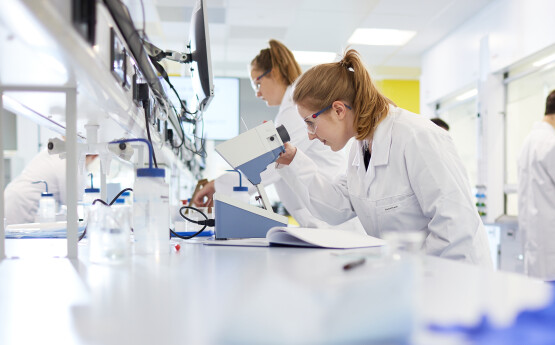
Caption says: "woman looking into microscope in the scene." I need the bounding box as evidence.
[193,39,362,232]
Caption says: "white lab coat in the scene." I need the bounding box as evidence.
[517,121,555,280]
[4,150,67,224]
[278,106,492,266]
[216,85,364,232]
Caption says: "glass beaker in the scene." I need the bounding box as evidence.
[87,203,131,264]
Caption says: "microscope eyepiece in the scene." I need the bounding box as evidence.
[276,125,290,144]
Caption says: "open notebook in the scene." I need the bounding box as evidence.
[203,227,386,249]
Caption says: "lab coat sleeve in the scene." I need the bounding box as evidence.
[541,143,555,183]
[404,129,491,265]
[277,149,356,225]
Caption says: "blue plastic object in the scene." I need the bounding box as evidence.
[172,229,214,237]
[85,173,100,193]
[429,285,555,345]
[226,169,248,192]
[214,198,287,239]
[235,146,284,185]
[32,180,54,197]
[110,138,165,178]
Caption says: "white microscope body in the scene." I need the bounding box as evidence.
[213,121,290,239]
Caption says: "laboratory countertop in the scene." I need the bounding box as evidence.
[0,238,551,345]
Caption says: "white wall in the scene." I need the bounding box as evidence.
[421,0,555,223]
[422,0,555,110]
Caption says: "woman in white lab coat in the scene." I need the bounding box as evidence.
[517,89,555,281]
[194,40,362,231]
[275,49,492,266]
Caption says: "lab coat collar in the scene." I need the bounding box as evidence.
[351,107,396,191]
[369,107,395,167]
[535,120,555,134]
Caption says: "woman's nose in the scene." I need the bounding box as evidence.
[256,90,262,98]
[308,132,317,140]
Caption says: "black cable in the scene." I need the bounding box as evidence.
[170,205,214,240]
[192,115,207,157]
[167,102,185,149]
[92,199,109,206]
[109,187,133,205]
[105,0,166,105]
[78,188,134,241]
[143,100,158,168]
[149,57,198,118]
[108,0,202,156]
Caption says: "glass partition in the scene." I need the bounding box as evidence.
[504,56,555,215]
[436,96,478,191]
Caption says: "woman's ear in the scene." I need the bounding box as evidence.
[332,101,348,120]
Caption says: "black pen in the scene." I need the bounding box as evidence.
[343,257,366,271]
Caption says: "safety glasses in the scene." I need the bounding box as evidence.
[251,69,271,92]
[303,103,352,135]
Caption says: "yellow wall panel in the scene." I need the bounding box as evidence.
[375,80,420,114]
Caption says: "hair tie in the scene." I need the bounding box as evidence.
[339,60,353,71]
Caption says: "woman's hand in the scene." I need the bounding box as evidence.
[192,180,215,207]
[276,142,297,166]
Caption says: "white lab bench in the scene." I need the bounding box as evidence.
[0,238,551,345]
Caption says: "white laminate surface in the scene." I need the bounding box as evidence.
[0,239,552,345]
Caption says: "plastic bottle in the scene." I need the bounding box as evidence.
[112,139,169,255]
[32,180,56,223]
[120,191,132,205]
[226,169,250,204]
[82,173,101,220]
[133,167,169,254]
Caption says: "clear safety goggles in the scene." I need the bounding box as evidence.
[251,69,271,92]
[303,103,352,135]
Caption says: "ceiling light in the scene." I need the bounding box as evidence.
[348,28,416,46]
[292,51,336,65]
[532,53,555,67]
[456,89,477,101]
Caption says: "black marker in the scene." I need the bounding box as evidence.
[343,257,366,271]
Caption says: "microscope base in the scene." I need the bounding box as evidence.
[213,193,288,239]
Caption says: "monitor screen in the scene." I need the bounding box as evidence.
[168,77,239,141]
[189,0,214,112]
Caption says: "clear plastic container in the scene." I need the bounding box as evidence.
[83,173,101,221]
[120,191,132,205]
[133,168,170,255]
[32,181,57,223]
[232,187,250,204]
[83,189,101,205]
[82,188,100,221]
[36,195,56,223]
[225,169,250,204]
[88,203,131,264]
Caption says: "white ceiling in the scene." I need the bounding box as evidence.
[127,0,495,79]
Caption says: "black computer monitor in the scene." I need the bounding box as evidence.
[189,0,214,112]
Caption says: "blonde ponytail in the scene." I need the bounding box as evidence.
[251,39,302,86]
[293,49,392,140]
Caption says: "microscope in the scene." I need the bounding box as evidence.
[213,121,290,239]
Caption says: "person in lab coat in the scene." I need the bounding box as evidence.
[275,49,492,266]
[4,149,95,225]
[193,39,363,232]
[517,89,555,281]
